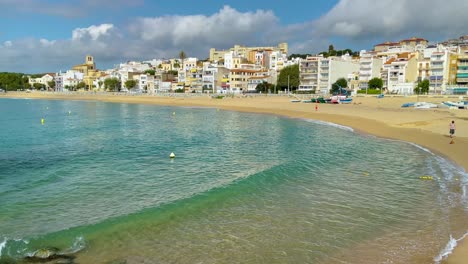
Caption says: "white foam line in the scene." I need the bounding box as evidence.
[434,232,468,263]
[0,238,6,257]
[300,119,354,132]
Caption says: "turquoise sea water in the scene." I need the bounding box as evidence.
[0,98,467,263]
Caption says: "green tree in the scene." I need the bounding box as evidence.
[144,69,155,76]
[76,81,86,90]
[167,70,178,76]
[414,79,430,94]
[47,80,56,90]
[255,81,274,93]
[0,72,30,90]
[368,77,383,90]
[98,81,103,89]
[33,83,44,90]
[277,64,299,91]
[104,78,121,91]
[331,78,348,94]
[125,79,137,90]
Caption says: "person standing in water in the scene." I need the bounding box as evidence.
[449,120,456,138]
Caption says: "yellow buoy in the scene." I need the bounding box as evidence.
[170,152,176,158]
[41,118,44,125]
[363,172,369,176]
[173,112,176,115]
[419,176,433,180]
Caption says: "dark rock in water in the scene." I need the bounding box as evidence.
[24,247,76,263]
[26,247,60,260]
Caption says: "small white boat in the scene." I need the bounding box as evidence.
[414,102,438,109]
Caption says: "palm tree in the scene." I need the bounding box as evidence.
[179,51,187,70]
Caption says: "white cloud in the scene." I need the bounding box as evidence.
[39,39,56,46]
[315,0,468,41]
[129,5,277,47]
[72,24,115,41]
[2,2,468,73]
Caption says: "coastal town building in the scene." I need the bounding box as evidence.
[358,51,383,90]
[209,43,288,63]
[28,73,55,89]
[381,52,418,94]
[455,46,468,91]
[71,55,107,90]
[298,54,359,94]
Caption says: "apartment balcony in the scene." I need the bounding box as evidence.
[431,64,444,69]
[360,66,371,71]
[300,71,318,75]
[456,78,468,83]
[458,63,468,67]
[457,70,468,74]
[429,75,443,80]
[302,75,318,80]
[360,73,371,78]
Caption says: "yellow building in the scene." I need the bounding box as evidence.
[448,53,458,85]
[72,55,105,90]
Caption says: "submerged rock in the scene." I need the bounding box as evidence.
[27,247,60,259]
[24,247,75,263]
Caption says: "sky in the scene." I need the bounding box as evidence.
[1,0,468,73]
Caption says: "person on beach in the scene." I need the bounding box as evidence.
[449,120,456,138]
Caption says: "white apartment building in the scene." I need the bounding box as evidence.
[62,70,84,90]
[183,58,197,72]
[202,63,218,92]
[429,50,450,93]
[119,61,151,73]
[299,55,359,94]
[224,51,245,70]
[298,56,320,91]
[358,51,383,90]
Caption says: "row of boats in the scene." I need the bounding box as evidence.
[292,95,353,104]
[402,101,468,109]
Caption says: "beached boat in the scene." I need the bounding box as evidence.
[443,101,465,109]
[311,97,326,103]
[414,102,438,109]
[339,98,353,104]
[401,102,415,108]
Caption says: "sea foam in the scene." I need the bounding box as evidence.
[434,232,468,263]
[301,119,354,132]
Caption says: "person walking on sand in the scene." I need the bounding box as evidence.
[449,120,456,138]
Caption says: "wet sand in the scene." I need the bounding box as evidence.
[2,91,467,263]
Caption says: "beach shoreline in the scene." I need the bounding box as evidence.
[2,91,467,263]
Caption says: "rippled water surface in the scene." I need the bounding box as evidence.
[0,98,466,263]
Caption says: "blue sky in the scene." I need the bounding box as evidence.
[1,0,467,73]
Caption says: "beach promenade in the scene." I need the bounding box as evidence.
[2,91,467,263]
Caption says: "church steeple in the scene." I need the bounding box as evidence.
[85,55,95,70]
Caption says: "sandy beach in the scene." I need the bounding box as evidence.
[2,91,467,263]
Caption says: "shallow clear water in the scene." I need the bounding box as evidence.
[0,98,466,263]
